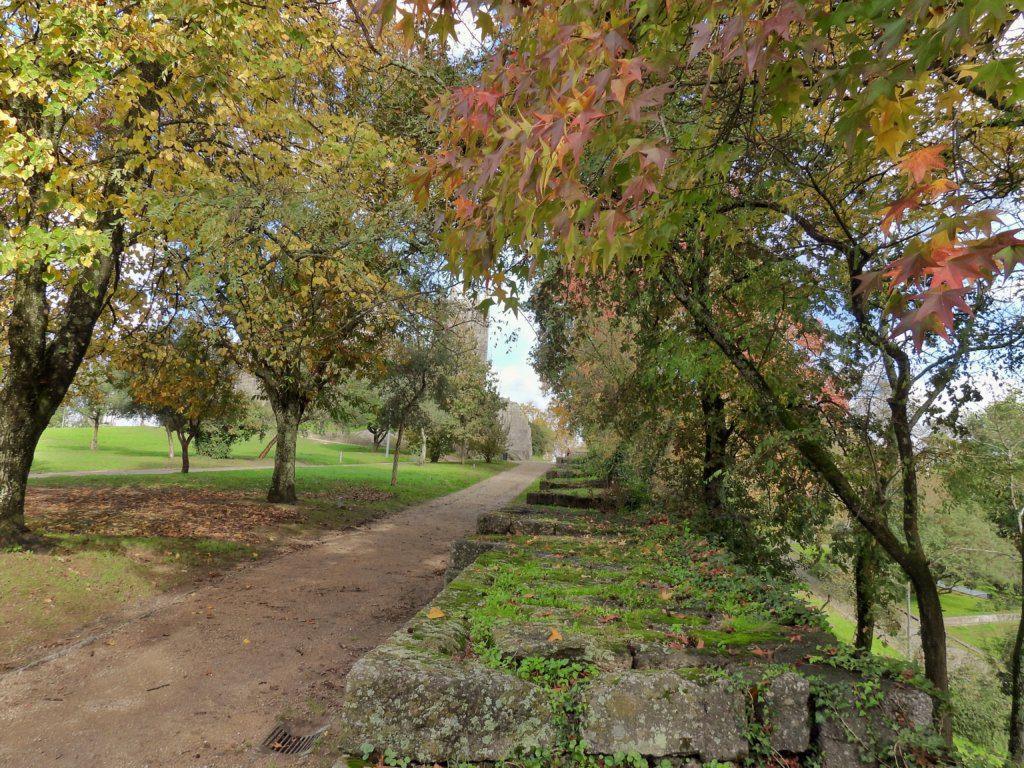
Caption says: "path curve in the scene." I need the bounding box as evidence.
[0,461,549,768]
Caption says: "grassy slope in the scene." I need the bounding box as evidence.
[948,621,1017,654]
[31,426,412,473]
[3,460,511,665]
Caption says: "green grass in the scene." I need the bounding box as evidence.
[4,459,512,667]
[948,622,1017,655]
[30,459,507,499]
[31,426,412,474]
[797,591,904,658]
[910,591,998,618]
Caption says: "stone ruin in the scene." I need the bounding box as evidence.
[330,461,938,767]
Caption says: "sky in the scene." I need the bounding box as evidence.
[487,306,551,408]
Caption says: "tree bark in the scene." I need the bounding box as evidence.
[0,405,47,545]
[267,397,302,503]
[700,389,731,517]
[166,425,175,459]
[0,225,121,547]
[1010,549,1024,762]
[390,422,405,487]
[420,427,426,464]
[854,534,878,652]
[177,432,191,474]
[90,412,100,451]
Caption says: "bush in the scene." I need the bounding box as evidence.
[951,666,1010,755]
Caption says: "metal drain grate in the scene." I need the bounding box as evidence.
[258,722,327,757]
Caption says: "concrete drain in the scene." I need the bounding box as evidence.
[258,721,327,757]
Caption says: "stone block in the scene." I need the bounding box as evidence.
[817,683,934,768]
[526,491,600,510]
[444,538,506,583]
[476,512,515,535]
[335,644,557,763]
[764,672,811,753]
[491,623,632,670]
[581,671,747,761]
[630,642,729,670]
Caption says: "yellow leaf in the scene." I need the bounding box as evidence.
[658,587,674,601]
[426,607,446,620]
[547,627,563,642]
[243,638,251,645]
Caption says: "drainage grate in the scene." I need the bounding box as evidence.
[258,722,327,757]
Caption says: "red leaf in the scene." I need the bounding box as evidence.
[880,189,923,236]
[898,144,949,184]
[688,21,713,61]
[853,270,885,296]
[883,241,934,285]
[891,286,973,350]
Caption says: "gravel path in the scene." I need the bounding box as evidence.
[0,461,549,768]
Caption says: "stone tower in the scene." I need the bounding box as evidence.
[451,290,533,461]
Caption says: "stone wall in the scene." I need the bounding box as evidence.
[499,401,532,461]
[332,462,938,767]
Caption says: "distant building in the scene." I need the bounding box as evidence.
[499,401,533,461]
[453,290,532,462]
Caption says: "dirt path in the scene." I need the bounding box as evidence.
[0,461,549,768]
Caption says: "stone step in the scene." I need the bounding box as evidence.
[526,490,601,509]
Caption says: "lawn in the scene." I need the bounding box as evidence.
[30,426,412,474]
[797,590,904,658]
[2,460,511,668]
[948,622,1017,656]
[911,591,999,618]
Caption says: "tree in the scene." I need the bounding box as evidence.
[159,26,446,503]
[121,321,248,474]
[64,356,131,450]
[529,417,555,459]
[392,1,1024,739]
[0,0,349,545]
[422,404,458,462]
[941,395,1024,760]
[472,409,509,464]
[376,303,462,486]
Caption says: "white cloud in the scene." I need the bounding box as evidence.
[488,306,550,407]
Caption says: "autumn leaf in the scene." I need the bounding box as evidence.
[658,587,674,600]
[426,607,446,620]
[547,627,563,642]
[898,145,948,184]
[891,286,974,350]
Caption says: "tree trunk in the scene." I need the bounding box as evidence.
[700,389,731,517]
[177,432,191,474]
[0,230,120,547]
[0,408,46,545]
[166,425,175,459]
[420,427,426,464]
[854,534,878,652]
[676,280,952,742]
[267,398,302,503]
[1010,549,1024,762]
[390,422,405,487]
[90,412,100,451]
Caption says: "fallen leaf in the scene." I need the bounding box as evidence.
[426,607,446,620]
[658,587,674,601]
[243,638,250,645]
[547,627,563,642]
